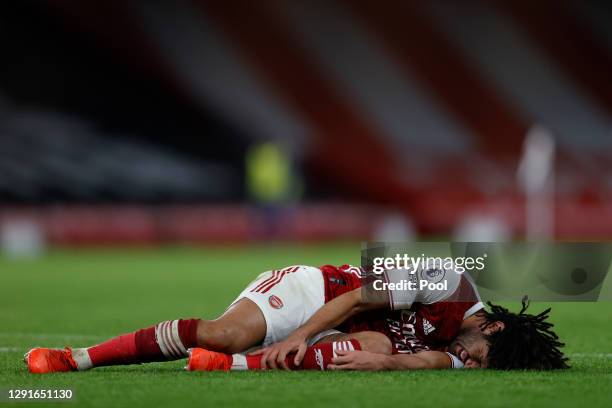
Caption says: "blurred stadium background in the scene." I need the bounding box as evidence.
[1,0,612,254]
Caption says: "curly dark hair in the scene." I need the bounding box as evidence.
[481,298,570,370]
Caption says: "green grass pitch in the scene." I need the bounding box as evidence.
[1,244,611,408]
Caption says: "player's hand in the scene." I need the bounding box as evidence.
[249,334,308,370]
[328,349,387,371]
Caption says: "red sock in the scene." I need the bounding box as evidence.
[237,339,361,371]
[71,319,200,369]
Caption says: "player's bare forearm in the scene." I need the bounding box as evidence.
[295,287,388,340]
[293,288,364,340]
[329,350,453,371]
[382,351,453,370]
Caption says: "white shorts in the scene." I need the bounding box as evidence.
[231,265,341,346]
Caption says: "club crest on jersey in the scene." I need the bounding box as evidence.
[268,295,284,309]
[421,267,446,284]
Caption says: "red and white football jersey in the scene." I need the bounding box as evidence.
[319,264,483,354]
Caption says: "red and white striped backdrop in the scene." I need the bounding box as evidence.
[38,0,612,236]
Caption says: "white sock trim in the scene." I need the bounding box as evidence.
[72,348,93,370]
[231,354,248,370]
[170,320,188,356]
[155,320,188,359]
[155,321,172,359]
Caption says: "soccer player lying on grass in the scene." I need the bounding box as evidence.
[190,286,568,370]
[24,264,567,373]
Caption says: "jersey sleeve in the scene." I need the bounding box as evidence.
[382,265,462,310]
[454,273,484,319]
[382,268,419,310]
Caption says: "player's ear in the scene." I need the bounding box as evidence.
[482,321,505,335]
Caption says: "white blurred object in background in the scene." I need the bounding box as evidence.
[1,218,46,259]
[517,125,555,241]
[373,212,415,242]
[454,215,511,242]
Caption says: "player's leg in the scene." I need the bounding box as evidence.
[79,297,266,367]
[26,265,322,373]
[25,298,266,373]
[196,298,266,353]
[187,331,392,371]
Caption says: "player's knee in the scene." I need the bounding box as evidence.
[353,331,392,355]
[196,320,242,353]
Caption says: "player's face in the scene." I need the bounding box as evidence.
[449,324,496,369]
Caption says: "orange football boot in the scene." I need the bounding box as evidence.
[24,348,78,374]
[185,348,232,371]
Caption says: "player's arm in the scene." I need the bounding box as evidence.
[294,286,388,341]
[329,350,458,371]
[255,287,388,369]
[383,351,456,370]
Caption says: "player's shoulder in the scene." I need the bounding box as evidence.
[416,264,462,303]
[417,264,484,306]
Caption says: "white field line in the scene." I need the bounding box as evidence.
[568,353,612,358]
[0,347,22,352]
[0,333,106,340]
[0,332,107,352]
